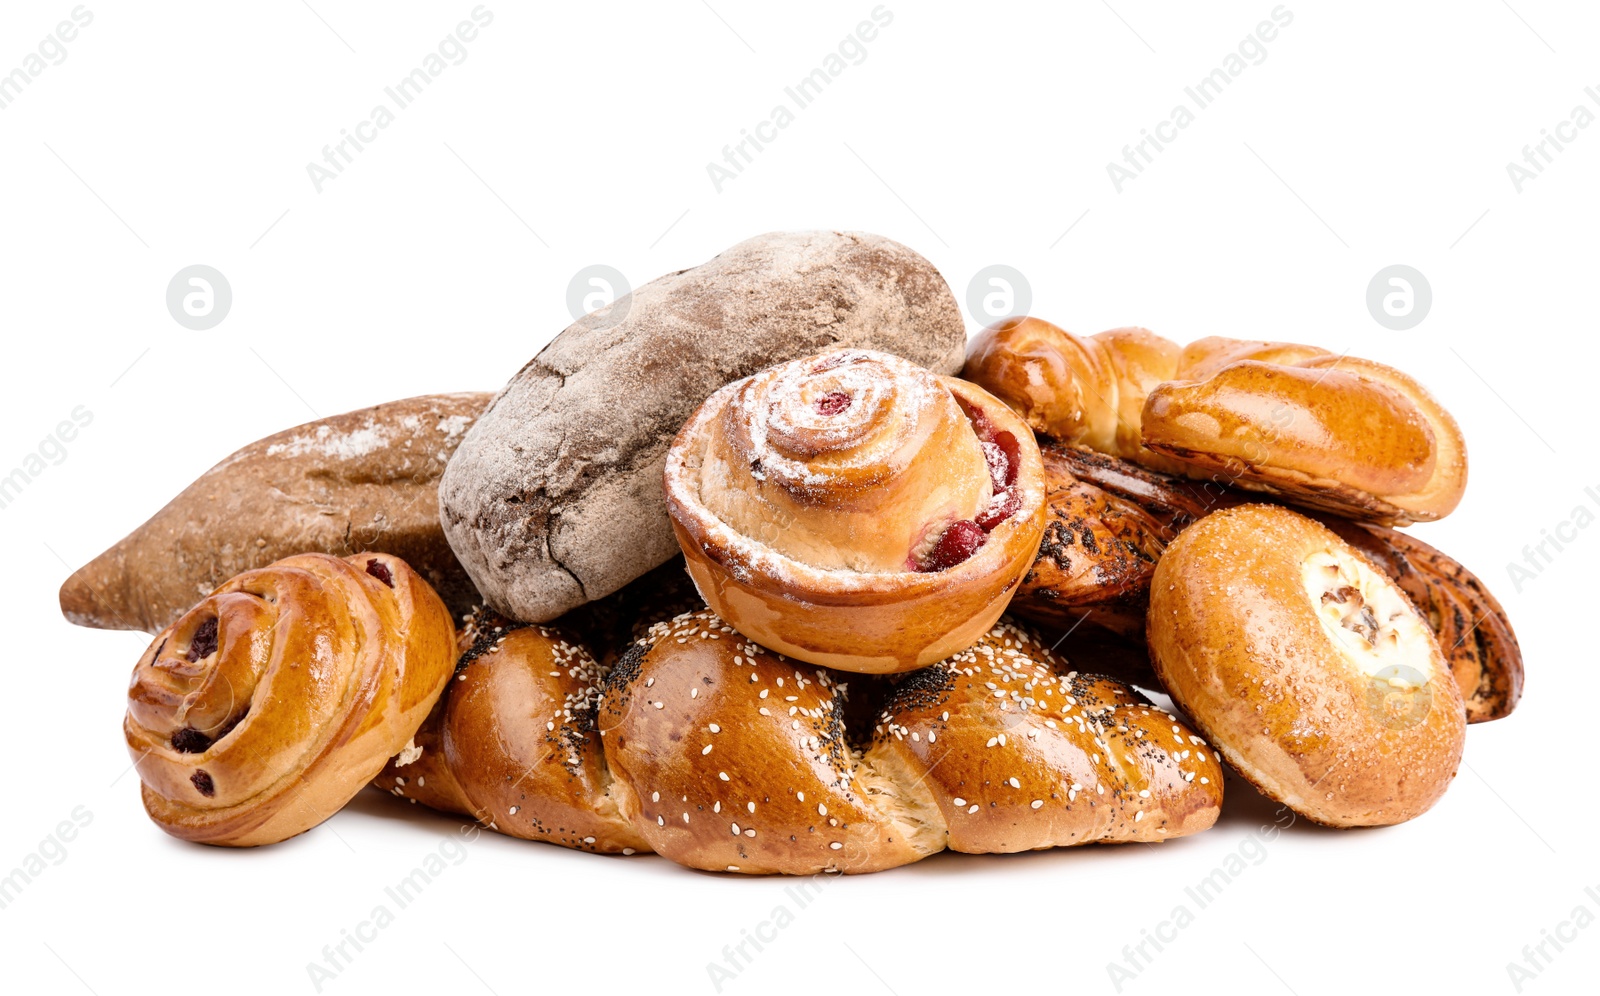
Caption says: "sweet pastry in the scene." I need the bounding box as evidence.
[439,230,969,625]
[1013,444,1521,722]
[1146,505,1467,827]
[961,317,1186,473]
[664,349,1047,673]
[603,610,1221,873]
[62,393,490,633]
[125,553,456,846]
[1142,341,1468,524]
[961,319,1468,524]
[377,612,648,853]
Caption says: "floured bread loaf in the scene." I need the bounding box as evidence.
[440,230,967,624]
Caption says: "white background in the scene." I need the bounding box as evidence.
[1,2,1593,994]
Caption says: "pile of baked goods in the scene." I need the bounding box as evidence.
[64,231,1521,873]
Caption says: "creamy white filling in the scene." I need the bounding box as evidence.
[1301,549,1435,686]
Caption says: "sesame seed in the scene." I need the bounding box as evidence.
[509,806,519,815]
[622,848,635,855]
[714,801,721,812]
[1008,777,1021,788]
[731,823,740,834]
[691,688,699,699]
[1031,800,1043,809]
[818,803,827,816]
[653,701,664,709]
[719,772,730,781]
[953,797,967,807]
[967,804,980,814]
[745,829,756,837]
[702,745,714,755]
[709,723,721,733]
[657,816,665,826]
[584,836,596,844]
[645,678,654,687]
[651,791,660,802]
[829,842,843,850]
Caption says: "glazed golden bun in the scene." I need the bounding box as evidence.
[664,349,1047,673]
[376,613,648,854]
[961,317,1186,473]
[962,321,1468,525]
[1147,505,1467,827]
[595,609,1222,874]
[1013,444,1522,723]
[1142,342,1468,524]
[126,553,455,846]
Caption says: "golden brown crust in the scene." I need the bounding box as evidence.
[375,614,650,853]
[1013,445,1520,723]
[1146,505,1467,827]
[598,609,934,875]
[126,553,456,846]
[62,394,489,633]
[1141,346,1467,524]
[665,350,1047,673]
[865,621,1223,850]
[961,317,1185,472]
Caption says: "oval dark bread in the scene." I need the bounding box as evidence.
[439,230,968,624]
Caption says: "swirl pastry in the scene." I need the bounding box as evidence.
[1147,505,1467,827]
[664,349,1047,673]
[126,552,455,846]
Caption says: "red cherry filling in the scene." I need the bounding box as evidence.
[909,412,1026,571]
[815,391,852,416]
[916,519,988,572]
[365,558,395,587]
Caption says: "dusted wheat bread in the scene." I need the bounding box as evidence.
[61,394,490,633]
[439,230,968,624]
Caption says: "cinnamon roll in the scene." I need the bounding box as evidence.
[125,552,456,846]
[664,349,1047,673]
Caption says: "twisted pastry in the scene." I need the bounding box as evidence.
[375,612,648,853]
[961,319,1467,524]
[376,606,1223,874]
[1014,445,1521,723]
[125,552,455,846]
[665,349,1047,673]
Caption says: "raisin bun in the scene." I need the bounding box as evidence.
[664,349,1047,674]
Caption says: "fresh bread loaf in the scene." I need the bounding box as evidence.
[439,231,968,625]
[61,393,490,633]
[376,605,1224,874]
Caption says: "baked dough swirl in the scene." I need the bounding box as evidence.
[665,349,1047,673]
[125,552,455,846]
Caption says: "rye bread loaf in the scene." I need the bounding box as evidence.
[60,393,490,633]
[440,230,967,623]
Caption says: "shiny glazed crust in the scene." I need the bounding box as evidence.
[125,553,456,846]
[664,350,1047,673]
[1146,505,1467,827]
